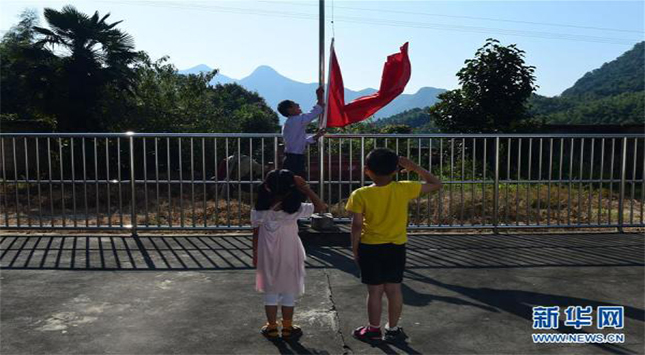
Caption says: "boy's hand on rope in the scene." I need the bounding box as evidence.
[398,156,418,174]
[313,128,326,139]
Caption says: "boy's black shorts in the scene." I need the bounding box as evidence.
[283,153,306,178]
[357,243,406,285]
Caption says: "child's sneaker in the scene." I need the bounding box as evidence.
[352,326,382,342]
[383,327,407,343]
[260,323,279,340]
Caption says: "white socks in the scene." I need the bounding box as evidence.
[385,323,399,331]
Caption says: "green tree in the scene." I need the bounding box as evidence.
[536,91,645,125]
[33,5,139,131]
[2,7,278,135]
[376,108,438,133]
[0,10,58,125]
[430,38,537,133]
[379,124,412,134]
[210,83,279,133]
[99,55,279,133]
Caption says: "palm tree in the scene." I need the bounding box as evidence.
[34,5,139,131]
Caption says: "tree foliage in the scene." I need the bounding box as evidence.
[429,38,537,133]
[530,91,644,125]
[31,5,140,131]
[98,55,279,133]
[0,9,58,125]
[376,108,437,133]
[0,7,279,134]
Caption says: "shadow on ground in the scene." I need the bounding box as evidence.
[1,233,643,271]
[1,233,644,354]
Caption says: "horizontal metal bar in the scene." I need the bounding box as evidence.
[1,133,643,138]
[2,224,641,231]
[324,133,645,139]
[0,133,283,138]
[324,219,642,229]
[3,178,640,185]
[0,226,250,231]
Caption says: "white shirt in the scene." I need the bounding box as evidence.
[282,105,323,154]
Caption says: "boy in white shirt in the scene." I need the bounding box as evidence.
[278,87,326,178]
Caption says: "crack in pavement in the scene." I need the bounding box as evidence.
[324,267,353,355]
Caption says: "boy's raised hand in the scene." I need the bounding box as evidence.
[313,128,326,139]
[398,156,418,174]
[316,86,325,105]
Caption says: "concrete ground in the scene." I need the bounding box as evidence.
[1,232,643,354]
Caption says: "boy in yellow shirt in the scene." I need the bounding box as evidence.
[345,148,442,343]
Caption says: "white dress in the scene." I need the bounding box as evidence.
[251,203,314,295]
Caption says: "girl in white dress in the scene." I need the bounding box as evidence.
[251,169,326,339]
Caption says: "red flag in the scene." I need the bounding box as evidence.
[325,42,411,128]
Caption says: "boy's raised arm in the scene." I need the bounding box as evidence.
[301,87,326,125]
[399,156,442,195]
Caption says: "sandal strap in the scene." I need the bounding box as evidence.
[261,323,279,337]
[281,324,302,337]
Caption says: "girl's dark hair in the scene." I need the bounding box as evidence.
[255,169,303,214]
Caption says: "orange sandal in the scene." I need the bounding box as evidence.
[281,323,303,340]
[261,323,279,339]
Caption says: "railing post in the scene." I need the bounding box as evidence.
[618,137,627,233]
[319,137,324,202]
[128,132,137,236]
[128,132,154,269]
[493,137,500,234]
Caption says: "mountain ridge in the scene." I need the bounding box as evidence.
[178,64,446,121]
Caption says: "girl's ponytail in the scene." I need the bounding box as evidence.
[255,182,274,211]
[275,170,302,214]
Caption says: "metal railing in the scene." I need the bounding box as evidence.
[1,133,643,232]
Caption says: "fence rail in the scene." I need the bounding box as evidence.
[1,133,643,232]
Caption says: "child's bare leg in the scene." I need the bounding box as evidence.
[281,306,294,322]
[265,306,278,325]
[367,284,385,326]
[384,283,403,327]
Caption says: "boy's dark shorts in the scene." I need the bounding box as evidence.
[283,153,306,178]
[357,243,406,285]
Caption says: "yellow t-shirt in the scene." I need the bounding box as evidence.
[345,181,422,245]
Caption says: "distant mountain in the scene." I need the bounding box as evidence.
[530,41,644,125]
[179,64,445,122]
[561,42,644,98]
[179,64,235,84]
[375,107,438,132]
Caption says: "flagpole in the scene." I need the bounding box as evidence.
[318,0,325,202]
[323,39,333,129]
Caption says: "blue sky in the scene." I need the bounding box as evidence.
[1,0,643,96]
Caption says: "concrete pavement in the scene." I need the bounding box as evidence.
[1,232,643,354]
